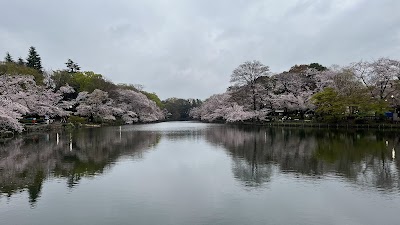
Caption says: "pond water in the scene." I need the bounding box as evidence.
[1,122,400,225]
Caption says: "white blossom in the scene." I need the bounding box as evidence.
[114,89,164,123]
[0,97,29,132]
[75,89,115,121]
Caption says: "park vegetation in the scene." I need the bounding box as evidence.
[190,59,400,123]
[1,47,165,133]
[2,46,400,133]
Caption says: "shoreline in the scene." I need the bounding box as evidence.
[1,120,168,138]
[2,120,400,140]
[231,121,400,130]
[191,119,400,130]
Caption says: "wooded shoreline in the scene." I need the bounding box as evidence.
[238,121,400,130]
[2,120,400,140]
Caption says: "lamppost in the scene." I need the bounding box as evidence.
[391,95,397,123]
[391,95,395,113]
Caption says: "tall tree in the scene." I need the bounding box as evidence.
[26,46,43,73]
[65,59,81,73]
[4,52,14,63]
[230,60,270,111]
[351,58,400,100]
[311,88,347,121]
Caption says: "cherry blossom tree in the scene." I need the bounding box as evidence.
[75,89,116,121]
[331,68,364,96]
[273,72,303,95]
[190,92,257,122]
[265,68,327,115]
[56,84,78,110]
[230,60,270,111]
[314,68,336,91]
[0,75,67,118]
[0,97,29,132]
[193,58,400,123]
[225,103,256,122]
[74,88,164,123]
[270,92,315,114]
[190,93,231,121]
[351,58,400,99]
[113,89,164,123]
[58,84,75,94]
[0,72,164,129]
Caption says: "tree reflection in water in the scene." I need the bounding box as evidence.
[205,125,400,191]
[0,127,161,206]
[1,123,399,207]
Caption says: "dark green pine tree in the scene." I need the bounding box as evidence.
[65,59,81,73]
[26,46,43,73]
[17,57,25,66]
[4,52,14,63]
[309,63,327,71]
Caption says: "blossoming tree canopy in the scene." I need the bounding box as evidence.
[190,58,400,123]
[0,75,68,117]
[0,98,29,132]
[0,75,165,132]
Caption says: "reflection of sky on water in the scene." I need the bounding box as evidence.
[0,122,399,225]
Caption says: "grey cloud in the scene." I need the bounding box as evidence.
[1,0,399,99]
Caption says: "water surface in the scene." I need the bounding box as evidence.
[1,122,400,225]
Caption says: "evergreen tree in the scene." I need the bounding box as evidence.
[17,57,25,66]
[4,52,14,63]
[309,63,327,71]
[65,59,81,73]
[26,46,43,73]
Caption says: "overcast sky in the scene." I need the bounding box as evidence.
[1,0,399,99]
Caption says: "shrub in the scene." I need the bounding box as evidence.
[68,116,86,124]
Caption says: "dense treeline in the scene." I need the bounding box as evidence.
[162,98,202,121]
[191,59,400,123]
[0,47,165,133]
[3,46,400,132]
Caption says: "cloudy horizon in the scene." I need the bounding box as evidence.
[1,0,399,100]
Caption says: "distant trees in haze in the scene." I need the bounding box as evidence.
[163,98,202,121]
